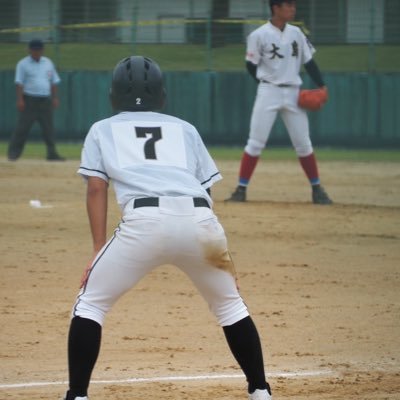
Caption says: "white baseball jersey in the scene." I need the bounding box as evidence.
[243,22,316,158]
[246,22,315,86]
[73,111,249,328]
[78,111,222,210]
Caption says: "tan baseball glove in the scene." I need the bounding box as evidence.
[298,87,328,111]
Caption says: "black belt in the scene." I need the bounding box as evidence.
[133,197,210,209]
[261,80,292,88]
[24,94,51,101]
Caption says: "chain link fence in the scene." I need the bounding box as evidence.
[0,0,399,71]
[0,0,399,143]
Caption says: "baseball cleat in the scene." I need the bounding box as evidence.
[248,388,272,400]
[312,185,333,205]
[225,186,247,202]
[63,392,88,400]
[47,153,66,161]
[65,397,88,400]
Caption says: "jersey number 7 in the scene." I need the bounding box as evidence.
[135,127,162,160]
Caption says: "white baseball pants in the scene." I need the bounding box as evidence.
[72,197,249,327]
[245,82,313,157]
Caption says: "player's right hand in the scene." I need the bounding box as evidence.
[80,263,92,288]
[80,255,96,288]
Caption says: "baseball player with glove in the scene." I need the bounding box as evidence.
[62,56,272,400]
[226,0,332,205]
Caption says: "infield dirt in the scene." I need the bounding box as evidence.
[0,158,399,399]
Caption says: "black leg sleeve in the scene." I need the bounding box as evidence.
[67,316,102,399]
[223,316,271,394]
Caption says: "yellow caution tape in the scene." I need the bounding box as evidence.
[0,19,309,34]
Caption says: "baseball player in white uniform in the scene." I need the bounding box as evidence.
[226,0,332,205]
[62,56,272,400]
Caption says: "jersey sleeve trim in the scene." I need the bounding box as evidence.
[78,166,109,181]
[201,171,222,187]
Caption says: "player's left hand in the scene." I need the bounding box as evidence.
[298,86,328,111]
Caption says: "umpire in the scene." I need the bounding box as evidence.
[8,39,65,161]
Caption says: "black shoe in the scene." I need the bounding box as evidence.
[225,186,247,202]
[47,154,65,161]
[7,152,19,161]
[312,185,333,205]
[63,390,88,400]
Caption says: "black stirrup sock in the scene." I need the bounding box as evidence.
[223,316,271,394]
[67,316,102,398]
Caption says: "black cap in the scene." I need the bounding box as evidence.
[28,39,44,50]
[270,0,296,6]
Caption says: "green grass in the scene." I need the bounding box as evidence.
[1,141,399,162]
[0,43,399,72]
[212,147,400,162]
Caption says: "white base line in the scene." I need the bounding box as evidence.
[0,370,333,390]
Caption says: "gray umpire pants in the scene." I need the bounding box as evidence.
[8,95,58,159]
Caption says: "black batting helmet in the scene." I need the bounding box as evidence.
[110,56,165,112]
